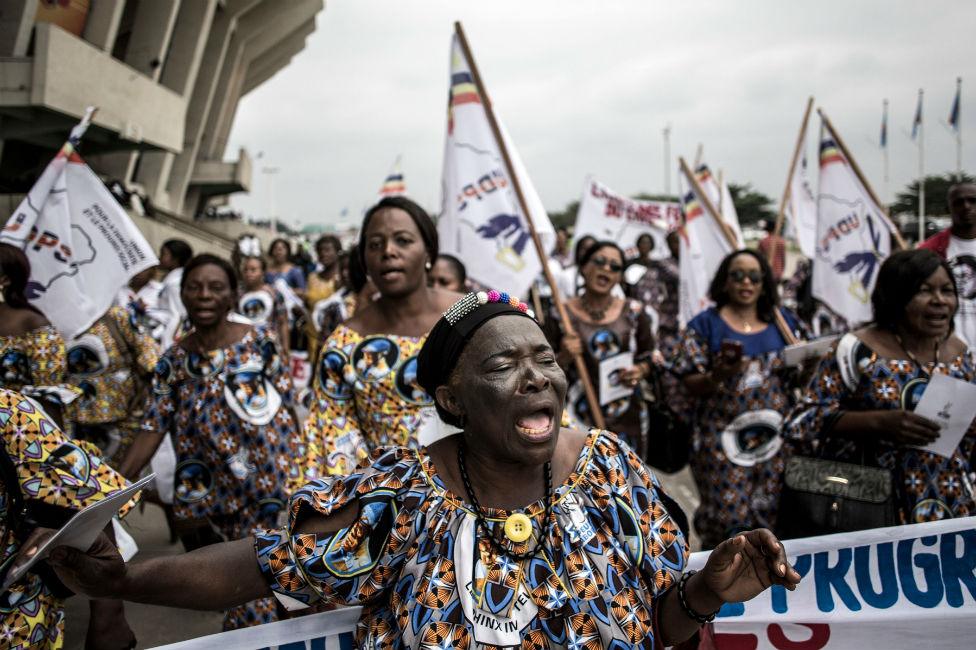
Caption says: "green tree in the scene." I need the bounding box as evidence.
[890,172,974,215]
[727,183,775,227]
[547,200,579,230]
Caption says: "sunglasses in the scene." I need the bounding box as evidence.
[729,269,762,284]
[589,256,623,273]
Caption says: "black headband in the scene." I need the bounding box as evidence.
[417,291,537,426]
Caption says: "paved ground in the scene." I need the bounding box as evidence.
[62,467,701,649]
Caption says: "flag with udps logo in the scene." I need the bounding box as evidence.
[1,108,157,339]
[438,33,555,298]
[812,122,893,325]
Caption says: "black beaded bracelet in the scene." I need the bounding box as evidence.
[677,570,720,625]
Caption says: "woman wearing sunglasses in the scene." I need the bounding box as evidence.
[544,240,657,452]
[673,249,806,549]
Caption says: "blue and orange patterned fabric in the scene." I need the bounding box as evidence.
[143,324,300,537]
[0,326,79,406]
[142,324,301,630]
[255,429,688,649]
[0,388,135,650]
[300,324,437,482]
[671,307,804,549]
[785,333,976,523]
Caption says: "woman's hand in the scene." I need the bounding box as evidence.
[10,528,127,599]
[698,529,801,606]
[562,333,584,358]
[711,354,745,382]
[619,366,644,387]
[875,410,941,446]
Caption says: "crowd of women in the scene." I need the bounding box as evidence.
[0,189,974,649]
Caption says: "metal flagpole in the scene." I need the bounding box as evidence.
[883,99,890,204]
[918,89,925,244]
[957,77,963,179]
[453,21,605,429]
[663,124,672,196]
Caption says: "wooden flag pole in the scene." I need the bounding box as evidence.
[774,96,814,238]
[453,21,605,429]
[818,108,907,250]
[679,156,738,250]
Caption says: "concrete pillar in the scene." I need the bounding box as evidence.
[136,0,217,208]
[160,0,216,96]
[166,0,261,215]
[81,0,125,51]
[204,2,320,161]
[0,0,39,56]
[241,23,314,95]
[123,0,180,81]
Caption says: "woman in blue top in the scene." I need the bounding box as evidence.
[672,249,806,548]
[264,238,307,293]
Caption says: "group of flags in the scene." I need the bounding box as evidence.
[3,23,961,354]
[880,79,962,147]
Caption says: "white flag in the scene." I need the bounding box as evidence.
[439,34,554,299]
[1,109,158,339]
[785,148,818,259]
[572,176,680,260]
[678,167,735,325]
[695,163,745,247]
[813,124,892,325]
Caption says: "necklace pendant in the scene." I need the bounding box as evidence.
[503,513,533,543]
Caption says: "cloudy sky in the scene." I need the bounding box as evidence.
[227,0,973,230]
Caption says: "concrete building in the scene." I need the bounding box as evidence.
[0,0,324,254]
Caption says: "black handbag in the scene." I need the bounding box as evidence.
[641,373,691,474]
[776,453,897,539]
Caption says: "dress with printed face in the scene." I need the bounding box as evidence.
[785,333,976,523]
[301,324,438,481]
[142,324,301,629]
[65,307,159,463]
[255,430,688,649]
[0,326,79,406]
[671,307,805,549]
[544,300,655,452]
[0,388,136,650]
[237,286,287,328]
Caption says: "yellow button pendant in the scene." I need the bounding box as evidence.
[503,513,533,543]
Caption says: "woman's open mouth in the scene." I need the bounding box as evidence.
[515,407,555,442]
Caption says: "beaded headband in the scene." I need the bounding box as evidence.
[443,290,534,326]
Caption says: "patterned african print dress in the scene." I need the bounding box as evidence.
[142,324,301,629]
[785,333,976,523]
[545,300,655,452]
[65,307,159,464]
[0,388,136,650]
[300,324,439,481]
[256,430,688,649]
[0,326,80,408]
[672,307,804,549]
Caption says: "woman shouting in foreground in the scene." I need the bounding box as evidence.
[14,291,801,649]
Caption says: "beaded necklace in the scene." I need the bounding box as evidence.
[894,332,941,376]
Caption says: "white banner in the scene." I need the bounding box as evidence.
[439,34,555,299]
[148,606,360,650]
[679,166,734,325]
[147,520,975,649]
[573,176,679,259]
[785,149,818,259]
[1,110,157,339]
[689,517,976,650]
[812,126,893,325]
[695,163,745,247]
